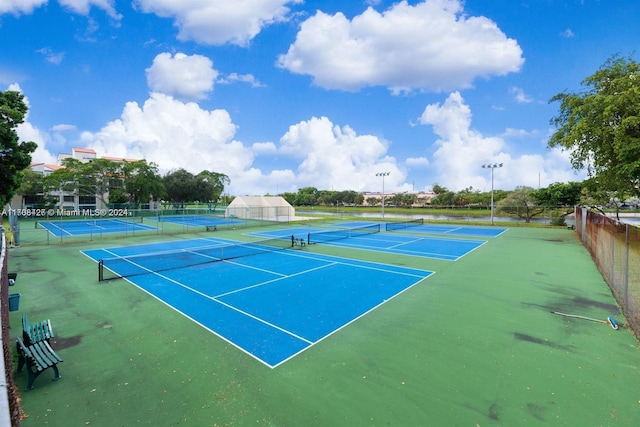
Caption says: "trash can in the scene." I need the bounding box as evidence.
[9,293,20,312]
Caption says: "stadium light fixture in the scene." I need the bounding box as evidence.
[482,163,503,226]
[376,172,390,219]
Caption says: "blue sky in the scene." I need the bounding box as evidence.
[1,0,639,196]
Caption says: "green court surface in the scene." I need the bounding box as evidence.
[7,226,640,426]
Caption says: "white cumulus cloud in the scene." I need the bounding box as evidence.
[77,92,305,196]
[418,92,584,191]
[134,0,302,46]
[79,106,409,195]
[17,121,58,165]
[0,0,47,15]
[146,52,218,100]
[84,93,248,173]
[1,0,123,19]
[279,116,404,191]
[278,0,524,93]
[59,0,122,20]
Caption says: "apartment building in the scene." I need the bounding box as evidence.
[10,148,137,212]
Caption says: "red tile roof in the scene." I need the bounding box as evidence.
[72,147,96,154]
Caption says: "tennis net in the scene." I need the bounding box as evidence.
[307,223,380,245]
[98,237,292,281]
[385,218,424,231]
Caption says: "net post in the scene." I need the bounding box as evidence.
[98,259,103,282]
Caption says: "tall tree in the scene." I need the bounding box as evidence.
[281,191,297,206]
[195,171,229,203]
[163,169,197,205]
[549,55,640,199]
[46,158,120,206]
[497,186,544,223]
[578,176,617,214]
[121,160,166,206]
[0,91,37,207]
[431,183,447,195]
[533,181,583,208]
[162,169,229,205]
[431,190,455,206]
[18,168,45,201]
[317,190,338,206]
[389,193,416,207]
[366,196,379,207]
[335,190,364,206]
[295,187,319,206]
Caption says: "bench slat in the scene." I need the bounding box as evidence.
[29,343,51,371]
[30,342,56,370]
[16,337,63,390]
[41,341,63,364]
[22,314,54,345]
[32,321,53,341]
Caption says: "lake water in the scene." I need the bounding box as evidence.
[297,210,573,225]
[299,210,640,227]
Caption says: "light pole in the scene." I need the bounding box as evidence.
[482,163,503,225]
[376,172,390,219]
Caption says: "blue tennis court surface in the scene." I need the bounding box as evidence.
[82,238,433,367]
[37,218,155,236]
[400,223,507,238]
[253,226,488,261]
[324,221,507,238]
[345,233,486,260]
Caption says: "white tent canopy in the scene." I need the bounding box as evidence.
[225,196,295,221]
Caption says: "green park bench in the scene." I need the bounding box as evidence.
[16,337,63,391]
[22,314,54,345]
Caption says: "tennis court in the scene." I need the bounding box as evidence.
[36,218,155,236]
[82,237,433,367]
[323,219,507,238]
[254,223,489,261]
[387,221,507,238]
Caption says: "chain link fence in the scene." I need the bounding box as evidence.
[1,227,22,425]
[10,205,300,246]
[575,207,640,337]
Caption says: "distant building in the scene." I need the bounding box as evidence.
[361,191,435,207]
[10,148,140,212]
